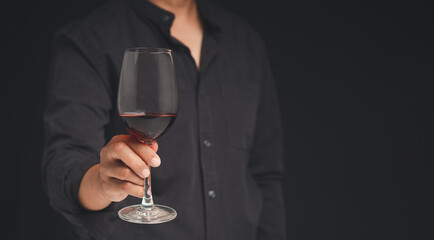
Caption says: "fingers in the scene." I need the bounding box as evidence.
[108,140,151,178]
[150,141,159,152]
[98,135,161,202]
[104,161,146,186]
[124,137,161,167]
[104,178,144,200]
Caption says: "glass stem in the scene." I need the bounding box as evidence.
[141,168,154,210]
[141,141,155,211]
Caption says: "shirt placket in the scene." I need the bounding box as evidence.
[169,21,221,239]
[197,72,219,240]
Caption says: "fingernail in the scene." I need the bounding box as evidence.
[151,157,160,167]
[142,168,150,178]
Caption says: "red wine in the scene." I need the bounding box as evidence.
[120,113,177,144]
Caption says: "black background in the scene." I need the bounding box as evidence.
[4,0,434,239]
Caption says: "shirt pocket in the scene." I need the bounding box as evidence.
[221,82,261,150]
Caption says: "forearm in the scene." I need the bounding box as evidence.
[250,44,286,238]
[256,179,286,240]
[78,164,112,211]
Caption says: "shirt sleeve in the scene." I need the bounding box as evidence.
[249,39,286,240]
[42,25,118,239]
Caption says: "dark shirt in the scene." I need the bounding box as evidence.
[42,0,285,239]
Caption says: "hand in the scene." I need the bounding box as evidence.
[78,135,160,210]
[99,135,160,201]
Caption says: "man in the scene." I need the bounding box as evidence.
[43,0,285,239]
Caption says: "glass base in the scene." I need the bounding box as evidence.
[118,204,176,224]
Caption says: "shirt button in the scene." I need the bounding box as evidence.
[162,15,171,22]
[208,190,216,199]
[203,139,212,148]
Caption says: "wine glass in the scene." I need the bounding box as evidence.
[117,47,178,224]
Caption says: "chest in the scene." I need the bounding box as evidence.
[106,24,263,151]
[170,22,203,68]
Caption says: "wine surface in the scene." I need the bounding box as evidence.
[120,113,177,143]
